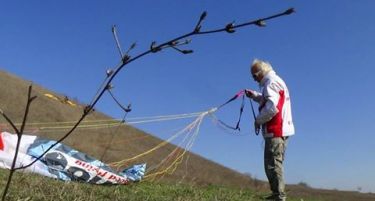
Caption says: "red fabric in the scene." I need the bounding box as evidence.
[266,90,285,137]
[0,132,4,150]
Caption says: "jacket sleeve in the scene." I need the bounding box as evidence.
[255,82,280,125]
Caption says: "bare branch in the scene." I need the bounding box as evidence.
[198,8,294,34]
[171,46,193,54]
[2,84,36,201]
[194,11,208,33]
[125,42,137,55]
[19,85,36,135]
[108,89,132,113]
[14,7,295,173]
[112,25,125,59]
[0,109,19,134]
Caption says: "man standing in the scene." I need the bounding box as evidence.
[245,59,295,201]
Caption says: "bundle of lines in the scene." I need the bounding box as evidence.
[0,111,210,181]
[4,111,204,131]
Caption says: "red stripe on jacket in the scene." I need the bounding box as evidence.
[266,90,285,137]
[0,133,4,150]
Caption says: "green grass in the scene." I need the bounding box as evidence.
[0,170,327,201]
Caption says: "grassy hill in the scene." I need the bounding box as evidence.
[1,168,375,201]
[0,70,259,187]
[0,70,374,200]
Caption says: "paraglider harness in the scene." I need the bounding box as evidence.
[216,90,259,135]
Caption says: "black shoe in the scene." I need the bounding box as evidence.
[264,194,286,201]
[264,194,277,200]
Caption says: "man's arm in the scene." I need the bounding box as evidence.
[255,82,281,125]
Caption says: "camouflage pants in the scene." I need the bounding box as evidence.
[264,137,288,201]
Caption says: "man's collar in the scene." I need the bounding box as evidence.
[259,70,276,86]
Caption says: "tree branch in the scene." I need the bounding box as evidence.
[2,85,36,201]
[13,7,295,174]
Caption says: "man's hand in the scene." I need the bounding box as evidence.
[254,121,261,135]
[245,89,256,99]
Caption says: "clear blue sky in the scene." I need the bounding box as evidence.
[1,0,375,193]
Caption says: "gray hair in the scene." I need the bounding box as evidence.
[251,59,273,76]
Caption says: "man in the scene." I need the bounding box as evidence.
[245,59,295,201]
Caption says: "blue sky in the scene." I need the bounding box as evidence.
[1,0,375,193]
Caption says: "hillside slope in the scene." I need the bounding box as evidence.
[0,70,259,188]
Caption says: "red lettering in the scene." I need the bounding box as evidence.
[75,159,129,184]
[108,174,117,180]
[75,160,85,166]
[96,170,107,177]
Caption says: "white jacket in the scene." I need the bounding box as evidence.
[251,71,295,138]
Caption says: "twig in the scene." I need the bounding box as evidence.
[1,85,36,201]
